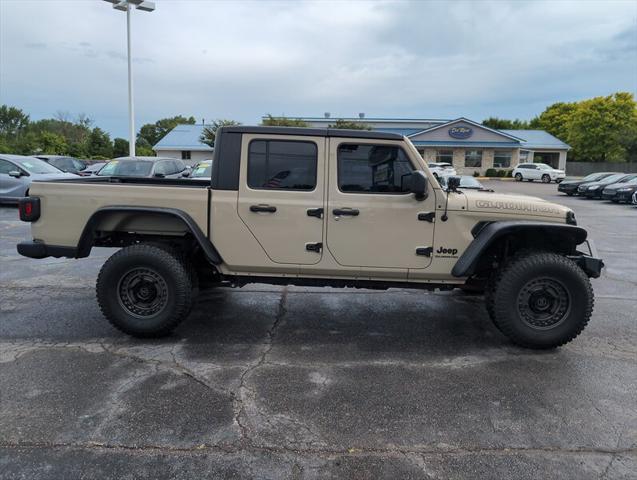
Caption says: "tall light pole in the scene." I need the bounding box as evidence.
[103,0,155,156]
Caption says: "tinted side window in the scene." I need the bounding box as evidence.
[174,160,186,173]
[154,161,170,175]
[248,140,317,190]
[0,159,16,174]
[338,144,414,193]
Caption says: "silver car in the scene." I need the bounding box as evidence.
[0,154,77,204]
[97,157,189,178]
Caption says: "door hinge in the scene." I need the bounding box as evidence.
[418,211,435,223]
[416,246,433,257]
[307,208,324,218]
[306,242,323,252]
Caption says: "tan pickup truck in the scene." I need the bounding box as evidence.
[17,126,603,348]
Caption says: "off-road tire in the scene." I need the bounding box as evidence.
[490,252,593,349]
[541,174,551,183]
[515,173,523,181]
[97,244,193,338]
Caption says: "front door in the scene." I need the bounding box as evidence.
[238,135,326,265]
[326,139,436,275]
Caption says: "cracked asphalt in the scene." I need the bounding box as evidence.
[1,181,636,479]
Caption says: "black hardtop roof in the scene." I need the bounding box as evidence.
[219,125,403,141]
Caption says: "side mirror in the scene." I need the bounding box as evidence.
[181,170,190,177]
[8,170,22,178]
[447,176,461,192]
[408,171,428,200]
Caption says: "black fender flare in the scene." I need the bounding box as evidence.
[451,221,588,277]
[77,206,223,264]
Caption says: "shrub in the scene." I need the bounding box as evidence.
[485,168,498,177]
[473,171,480,177]
[506,170,513,177]
[497,169,507,177]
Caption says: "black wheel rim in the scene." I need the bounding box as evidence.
[517,277,570,330]
[117,267,168,319]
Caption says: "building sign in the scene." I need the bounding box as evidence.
[449,126,473,139]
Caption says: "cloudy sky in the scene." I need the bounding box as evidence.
[1,0,636,138]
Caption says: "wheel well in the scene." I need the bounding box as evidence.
[472,231,579,279]
[453,221,588,280]
[76,207,222,265]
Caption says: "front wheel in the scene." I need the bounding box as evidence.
[97,244,193,337]
[490,252,593,349]
[514,173,523,181]
[542,174,551,183]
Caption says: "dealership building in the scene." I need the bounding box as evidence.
[154,116,570,174]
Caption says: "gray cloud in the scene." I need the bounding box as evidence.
[1,0,635,138]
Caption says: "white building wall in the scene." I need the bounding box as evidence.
[153,150,213,166]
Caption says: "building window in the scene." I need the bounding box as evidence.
[416,148,425,158]
[181,151,191,160]
[520,150,529,162]
[337,144,414,193]
[436,150,453,164]
[494,151,512,168]
[464,150,482,168]
[248,140,317,190]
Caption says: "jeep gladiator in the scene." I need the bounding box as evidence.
[17,126,604,348]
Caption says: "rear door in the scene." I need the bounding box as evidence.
[326,139,436,275]
[237,134,326,265]
[0,159,25,199]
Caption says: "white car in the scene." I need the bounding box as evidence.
[512,163,565,183]
[428,162,457,178]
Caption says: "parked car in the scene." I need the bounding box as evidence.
[601,177,637,202]
[36,155,91,176]
[438,175,493,191]
[578,173,634,199]
[427,162,457,178]
[97,157,188,178]
[558,172,621,196]
[184,160,212,179]
[513,163,565,183]
[84,162,107,175]
[0,154,77,203]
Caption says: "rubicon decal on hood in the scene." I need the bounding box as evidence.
[474,200,562,215]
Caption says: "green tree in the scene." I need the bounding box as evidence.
[36,131,68,154]
[328,119,372,130]
[566,93,637,162]
[200,119,242,147]
[0,105,30,137]
[482,117,531,130]
[87,127,113,158]
[532,102,577,146]
[113,137,129,157]
[135,137,155,157]
[138,115,196,147]
[261,115,308,127]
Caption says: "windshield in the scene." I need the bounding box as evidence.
[537,164,552,170]
[582,172,611,181]
[191,163,212,178]
[98,160,153,177]
[458,176,483,188]
[599,174,626,184]
[16,157,64,174]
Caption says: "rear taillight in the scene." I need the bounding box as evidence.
[19,197,40,222]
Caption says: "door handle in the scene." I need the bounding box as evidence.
[332,208,359,216]
[307,207,324,218]
[250,204,277,213]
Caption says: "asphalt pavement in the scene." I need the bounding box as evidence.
[1,181,636,479]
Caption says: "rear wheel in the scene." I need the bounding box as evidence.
[97,244,193,338]
[514,173,523,181]
[490,252,593,349]
[542,174,551,183]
